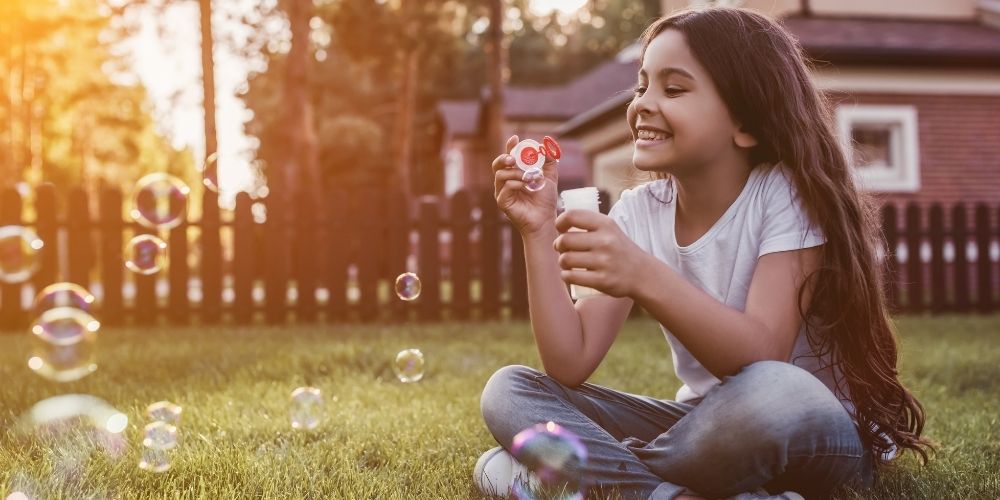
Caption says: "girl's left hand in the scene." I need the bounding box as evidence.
[553,209,649,298]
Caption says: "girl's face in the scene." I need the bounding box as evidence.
[626,29,755,174]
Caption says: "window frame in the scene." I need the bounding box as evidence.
[836,104,921,192]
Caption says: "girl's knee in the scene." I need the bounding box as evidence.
[480,365,541,436]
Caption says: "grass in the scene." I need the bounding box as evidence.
[1,315,998,499]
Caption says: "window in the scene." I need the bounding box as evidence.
[836,104,920,192]
[444,148,464,196]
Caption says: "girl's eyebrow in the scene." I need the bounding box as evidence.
[637,66,695,81]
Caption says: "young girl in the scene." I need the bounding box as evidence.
[475,6,931,499]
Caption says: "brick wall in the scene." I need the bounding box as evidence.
[831,92,1000,208]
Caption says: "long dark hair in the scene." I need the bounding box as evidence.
[636,7,932,467]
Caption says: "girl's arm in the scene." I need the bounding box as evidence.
[523,223,635,387]
[632,246,820,378]
[554,209,820,379]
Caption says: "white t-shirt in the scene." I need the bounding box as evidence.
[608,163,843,404]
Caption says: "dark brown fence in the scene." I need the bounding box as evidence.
[0,186,998,331]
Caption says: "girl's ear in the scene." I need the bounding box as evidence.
[733,124,758,149]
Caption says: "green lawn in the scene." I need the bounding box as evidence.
[1,315,998,499]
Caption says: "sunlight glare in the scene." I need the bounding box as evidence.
[529,0,589,17]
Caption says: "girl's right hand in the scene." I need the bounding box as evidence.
[492,135,560,237]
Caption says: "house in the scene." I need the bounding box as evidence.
[439,0,1000,212]
[560,0,1000,207]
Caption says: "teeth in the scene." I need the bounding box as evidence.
[638,130,668,140]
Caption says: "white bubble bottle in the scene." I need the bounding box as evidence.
[559,187,603,301]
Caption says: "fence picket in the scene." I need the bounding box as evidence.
[952,204,970,312]
[99,189,124,325]
[975,204,994,313]
[232,193,254,324]
[201,190,223,322]
[904,203,924,313]
[418,198,441,321]
[0,188,24,330]
[449,191,472,320]
[929,204,946,312]
[479,191,501,320]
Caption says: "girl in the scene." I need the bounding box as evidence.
[476,6,931,500]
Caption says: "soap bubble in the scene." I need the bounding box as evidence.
[394,272,421,301]
[142,421,178,450]
[200,152,220,193]
[130,173,189,230]
[147,401,183,425]
[290,387,323,430]
[28,338,98,383]
[32,282,95,317]
[0,225,43,284]
[138,447,171,473]
[125,234,167,275]
[522,169,546,192]
[393,348,425,383]
[17,394,129,457]
[511,422,587,500]
[31,307,100,346]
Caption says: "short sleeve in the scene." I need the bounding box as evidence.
[608,187,637,238]
[758,168,826,258]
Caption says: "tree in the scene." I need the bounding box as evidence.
[0,0,189,199]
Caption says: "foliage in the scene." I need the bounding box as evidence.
[241,0,661,195]
[0,0,191,200]
[0,315,998,498]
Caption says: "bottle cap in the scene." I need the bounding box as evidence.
[511,139,546,172]
[560,187,600,213]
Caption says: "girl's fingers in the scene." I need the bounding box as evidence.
[494,166,526,196]
[506,134,519,153]
[496,182,526,210]
[553,231,600,252]
[556,251,601,271]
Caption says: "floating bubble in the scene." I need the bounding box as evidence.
[125,234,167,275]
[0,225,43,284]
[17,395,128,456]
[200,152,220,193]
[522,169,546,192]
[142,421,178,450]
[290,387,323,431]
[31,307,100,346]
[138,447,171,473]
[394,272,421,301]
[28,339,98,383]
[511,422,587,500]
[32,282,95,317]
[147,401,183,425]
[6,492,31,500]
[130,173,190,230]
[393,348,425,383]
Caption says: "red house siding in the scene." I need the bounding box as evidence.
[830,92,1000,207]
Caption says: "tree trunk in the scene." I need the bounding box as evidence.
[393,0,418,198]
[277,0,319,205]
[485,0,506,158]
[198,0,218,178]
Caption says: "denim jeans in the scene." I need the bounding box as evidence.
[480,361,873,499]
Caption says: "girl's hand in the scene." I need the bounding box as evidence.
[492,135,559,237]
[553,209,649,298]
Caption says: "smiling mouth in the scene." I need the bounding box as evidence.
[636,130,670,141]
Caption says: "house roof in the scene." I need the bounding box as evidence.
[784,15,1000,66]
[438,100,480,137]
[502,58,638,120]
[556,16,1000,137]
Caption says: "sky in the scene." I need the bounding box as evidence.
[123,0,586,204]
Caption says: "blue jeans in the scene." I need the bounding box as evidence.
[480,361,873,499]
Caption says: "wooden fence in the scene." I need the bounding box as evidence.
[0,185,998,331]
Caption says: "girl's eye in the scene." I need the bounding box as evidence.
[665,87,685,96]
[632,85,646,95]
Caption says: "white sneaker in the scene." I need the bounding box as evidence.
[473,446,540,497]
